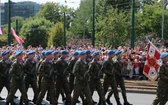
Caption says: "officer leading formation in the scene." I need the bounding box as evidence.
[0,48,133,105]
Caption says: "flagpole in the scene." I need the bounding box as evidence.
[0,0,1,28]
[145,36,161,54]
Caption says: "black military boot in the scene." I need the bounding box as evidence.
[0,96,5,100]
[124,101,132,105]
[5,102,9,105]
[106,99,112,105]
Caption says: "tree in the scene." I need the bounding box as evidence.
[48,22,64,47]
[135,2,168,39]
[20,18,53,47]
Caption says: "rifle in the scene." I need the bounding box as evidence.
[62,67,69,77]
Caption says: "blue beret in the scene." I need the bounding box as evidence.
[45,50,53,55]
[41,50,46,55]
[160,52,168,59]
[115,50,122,55]
[1,50,10,56]
[52,51,58,55]
[27,50,35,55]
[61,50,68,54]
[14,50,23,57]
[86,50,91,54]
[79,51,86,55]
[92,51,100,57]
[73,51,79,56]
[107,50,115,55]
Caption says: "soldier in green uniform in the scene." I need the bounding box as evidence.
[101,50,122,105]
[68,51,79,94]
[106,50,132,105]
[54,50,71,105]
[20,50,38,105]
[71,50,93,105]
[152,52,168,105]
[6,50,29,105]
[36,50,57,105]
[88,51,106,105]
[0,50,17,104]
[36,50,46,93]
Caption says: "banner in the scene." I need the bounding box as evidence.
[11,28,24,44]
[143,40,161,81]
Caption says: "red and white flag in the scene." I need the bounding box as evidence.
[10,28,24,44]
[0,28,4,35]
[143,39,161,81]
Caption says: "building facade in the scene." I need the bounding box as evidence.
[2,1,40,25]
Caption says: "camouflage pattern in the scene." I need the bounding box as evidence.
[71,58,93,105]
[36,58,57,105]
[88,58,106,105]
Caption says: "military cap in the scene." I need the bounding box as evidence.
[27,50,35,55]
[45,50,53,55]
[115,50,122,55]
[107,50,115,55]
[92,51,100,57]
[14,50,23,57]
[79,50,86,55]
[86,50,91,54]
[160,52,168,59]
[73,51,79,56]
[41,50,46,55]
[1,50,10,56]
[61,50,68,54]
[52,51,58,55]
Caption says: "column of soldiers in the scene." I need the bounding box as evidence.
[0,48,132,105]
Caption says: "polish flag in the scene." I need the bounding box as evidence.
[10,28,24,44]
[143,39,161,81]
[0,27,4,35]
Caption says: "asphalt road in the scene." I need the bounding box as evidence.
[0,87,167,105]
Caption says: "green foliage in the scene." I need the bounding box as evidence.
[135,2,168,38]
[48,22,64,47]
[69,0,92,37]
[20,18,53,47]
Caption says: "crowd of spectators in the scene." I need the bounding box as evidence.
[0,37,167,80]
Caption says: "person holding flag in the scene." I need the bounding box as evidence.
[152,52,168,105]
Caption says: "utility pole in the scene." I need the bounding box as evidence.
[131,0,135,48]
[161,0,167,40]
[16,19,18,35]
[92,0,95,46]
[63,12,66,47]
[8,0,11,45]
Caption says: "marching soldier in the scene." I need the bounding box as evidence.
[36,50,57,105]
[88,51,106,105]
[0,50,17,104]
[152,52,168,105]
[71,50,93,105]
[54,50,71,105]
[101,50,122,105]
[36,50,46,93]
[106,50,132,105]
[6,50,29,105]
[20,50,38,104]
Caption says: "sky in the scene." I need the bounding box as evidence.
[0,0,81,9]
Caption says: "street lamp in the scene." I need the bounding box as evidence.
[8,0,11,45]
[92,0,95,46]
[131,0,135,48]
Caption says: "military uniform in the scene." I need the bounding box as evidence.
[22,57,38,104]
[0,58,11,97]
[67,57,78,93]
[106,55,132,105]
[152,62,168,105]
[6,59,29,105]
[101,57,121,105]
[36,58,57,105]
[88,58,106,105]
[54,57,71,105]
[72,57,93,105]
